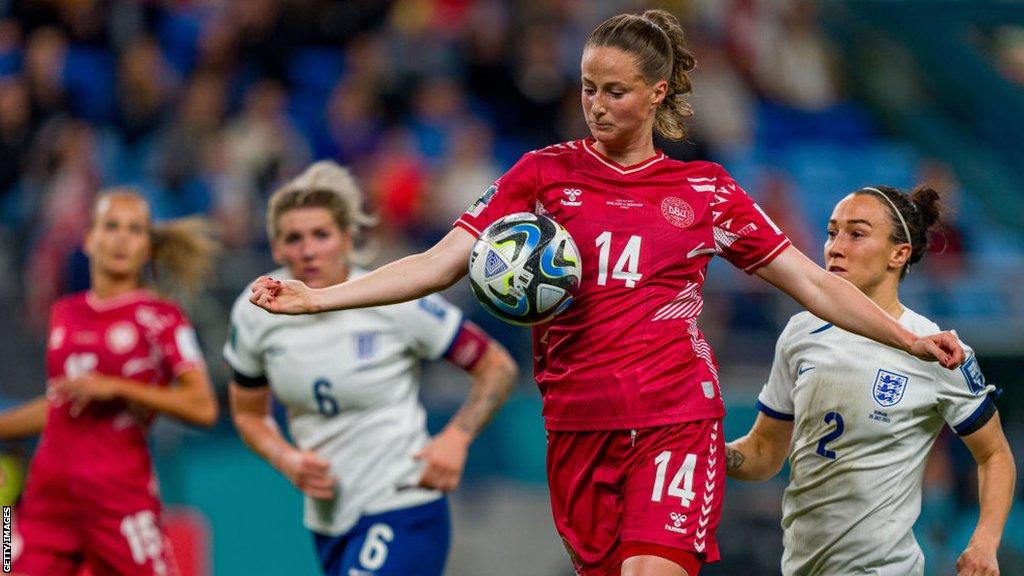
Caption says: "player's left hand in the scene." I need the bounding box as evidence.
[956,539,999,576]
[910,330,964,369]
[50,373,123,416]
[414,425,472,492]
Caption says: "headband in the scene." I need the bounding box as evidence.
[862,187,912,250]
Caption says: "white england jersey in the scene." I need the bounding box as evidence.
[223,268,463,535]
[757,308,996,576]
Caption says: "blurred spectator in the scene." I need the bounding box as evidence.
[754,169,814,254]
[318,77,384,166]
[206,132,260,250]
[148,72,226,218]
[992,25,1024,85]
[554,89,589,143]
[690,34,756,154]
[195,9,240,78]
[231,0,291,82]
[24,120,100,329]
[23,26,67,122]
[365,127,429,241]
[0,76,32,201]
[52,0,107,45]
[917,159,969,282]
[462,0,513,125]
[224,78,309,195]
[731,0,841,110]
[463,7,572,146]
[910,159,971,318]
[0,19,22,76]
[409,76,471,163]
[507,22,573,146]
[114,36,177,148]
[425,118,500,237]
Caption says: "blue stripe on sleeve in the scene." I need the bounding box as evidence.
[439,309,465,359]
[809,322,834,334]
[953,395,997,436]
[756,399,795,422]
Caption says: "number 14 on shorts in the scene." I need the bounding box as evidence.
[651,451,697,506]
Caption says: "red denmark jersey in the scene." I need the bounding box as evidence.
[456,139,790,431]
[22,290,204,517]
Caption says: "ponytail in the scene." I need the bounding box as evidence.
[150,216,220,295]
[642,9,696,141]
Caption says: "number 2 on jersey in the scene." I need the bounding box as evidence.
[652,451,697,507]
[815,411,844,460]
[596,232,643,288]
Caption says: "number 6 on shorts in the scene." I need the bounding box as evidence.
[358,523,395,570]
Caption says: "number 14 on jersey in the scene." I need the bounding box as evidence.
[595,232,643,288]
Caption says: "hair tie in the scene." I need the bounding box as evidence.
[862,187,912,250]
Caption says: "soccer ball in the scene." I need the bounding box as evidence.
[468,212,582,325]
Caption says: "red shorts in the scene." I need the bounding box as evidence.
[547,419,725,576]
[12,508,180,576]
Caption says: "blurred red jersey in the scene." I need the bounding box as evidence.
[22,290,204,517]
[457,139,790,431]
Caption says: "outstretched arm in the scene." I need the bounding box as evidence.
[252,227,477,315]
[229,383,336,499]
[51,368,218,427]
[755,247,963,368]
[416,336,519,492]
[726,413,794,481]
[0,396,48,439]
[955,412,1015,576]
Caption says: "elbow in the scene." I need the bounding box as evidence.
[422,249,467,291]
[986,445,1016,479]
[743,462,785,483]
[726,438,788,482]
[193,396,220,428]
[765,458,787,481]
[440,262,467,291]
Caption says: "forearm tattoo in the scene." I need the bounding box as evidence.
[725,446,746,471]
[453,386,509,437]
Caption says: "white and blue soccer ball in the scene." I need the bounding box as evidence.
[468,212,582,325]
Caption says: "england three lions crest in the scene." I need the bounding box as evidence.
[873,369,909,407]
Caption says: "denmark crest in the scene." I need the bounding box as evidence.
[661,197,694,228]
[105,321,139,354]
[873,369,909,407]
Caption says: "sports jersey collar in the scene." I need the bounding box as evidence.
[85,288,152,311]
[582,138,666,175]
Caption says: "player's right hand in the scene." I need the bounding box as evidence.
[956,538,999,575]
[275,447,336,500]
[249,276,318,315]
[909,330,965,369]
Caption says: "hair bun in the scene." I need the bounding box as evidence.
[909,186,942,230]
